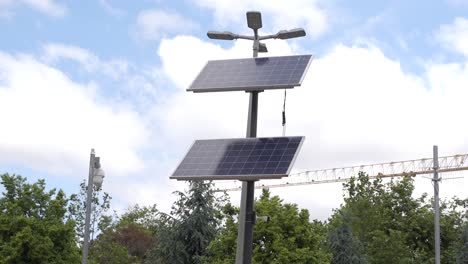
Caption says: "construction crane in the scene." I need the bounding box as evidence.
[214,153,468,192]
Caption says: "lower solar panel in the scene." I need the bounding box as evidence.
[170,136,304,181]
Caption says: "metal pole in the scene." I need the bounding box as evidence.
[235,36,260,264]
[252,29,259,58]
[433,145,441,264]
[82,149,95,264]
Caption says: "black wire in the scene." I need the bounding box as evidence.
[282,89,287,126]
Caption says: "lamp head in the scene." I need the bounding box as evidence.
[246,11,262,30]
[276,28,306,39]
[93,168,105,188]
[207,31,236,40]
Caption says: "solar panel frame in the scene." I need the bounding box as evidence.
[187,55,313,93]
[170,136,305,181]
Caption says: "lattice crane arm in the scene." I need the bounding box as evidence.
[214,154,468,192]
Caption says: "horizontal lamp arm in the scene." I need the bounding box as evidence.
[258,34,278,40]
[234,34,254,40]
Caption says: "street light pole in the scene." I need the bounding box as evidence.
[207,11,306,264]
[81,149,105,264]
[236,18,261,263]
[81,149,95,264]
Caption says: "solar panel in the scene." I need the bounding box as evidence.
[170,136,304,181]
[187,55,313,93]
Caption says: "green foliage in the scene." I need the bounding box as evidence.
[0,173,80,263]
[458,224,468,264]
[329,172,467,264]
[5,170,466,263]
[204,203,238,264]
[88,234,138,264]
[145,181,226,264]
[207,189,330,264]
[147,217,187,264]
[117,204,160,234]
[328,221,367,264]
[67,179,112,245]
[89,204,160,263]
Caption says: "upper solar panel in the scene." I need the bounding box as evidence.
[187,55,313,93]
[170,136,304,181]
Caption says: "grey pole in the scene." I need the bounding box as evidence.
[82,149,95,264]
[433,145,441,264]
[235,33,260,264]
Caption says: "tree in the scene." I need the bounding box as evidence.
[117,204,161,234]
[328,221,367,264]
[330,172,465,263]
[0,173,80,263]
[89,204,160,263]
[145,181,226,264]
[67,179,112,245]
[88,235,138,264]
[204,203,238,264]
[458,224,468,264]
[109,204,159,259]
[207,189,330,263]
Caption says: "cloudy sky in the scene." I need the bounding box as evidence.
[1,0,468,219]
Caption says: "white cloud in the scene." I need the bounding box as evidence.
[0,0,15,18]
[22,0,65,17]
[43,43,98,67]
[0,0,12,8]
[42,43,129,80]
[0,0,66,18]
[150,35,468,217]
[20,35,467,219]
[191,0,328,38]
[158,35,294,90]
[436,17,468,57]
[0,52,147,178]
[3,14,468,219]
[24,0,65,16]
[0,45,179,214]
[153,36,296,156]
[0,2,13,18]
[156,38,435,167]
[136,9,198,40]
[447,0,468,7]
[99,0,125,17]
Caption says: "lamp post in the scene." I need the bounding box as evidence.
[81,149,105,264]
[207,11,306,264]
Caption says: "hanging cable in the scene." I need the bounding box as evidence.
[282,89,287,136]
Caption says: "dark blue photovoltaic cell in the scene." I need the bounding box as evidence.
[187,55,312,93]
[170,136,304,180]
